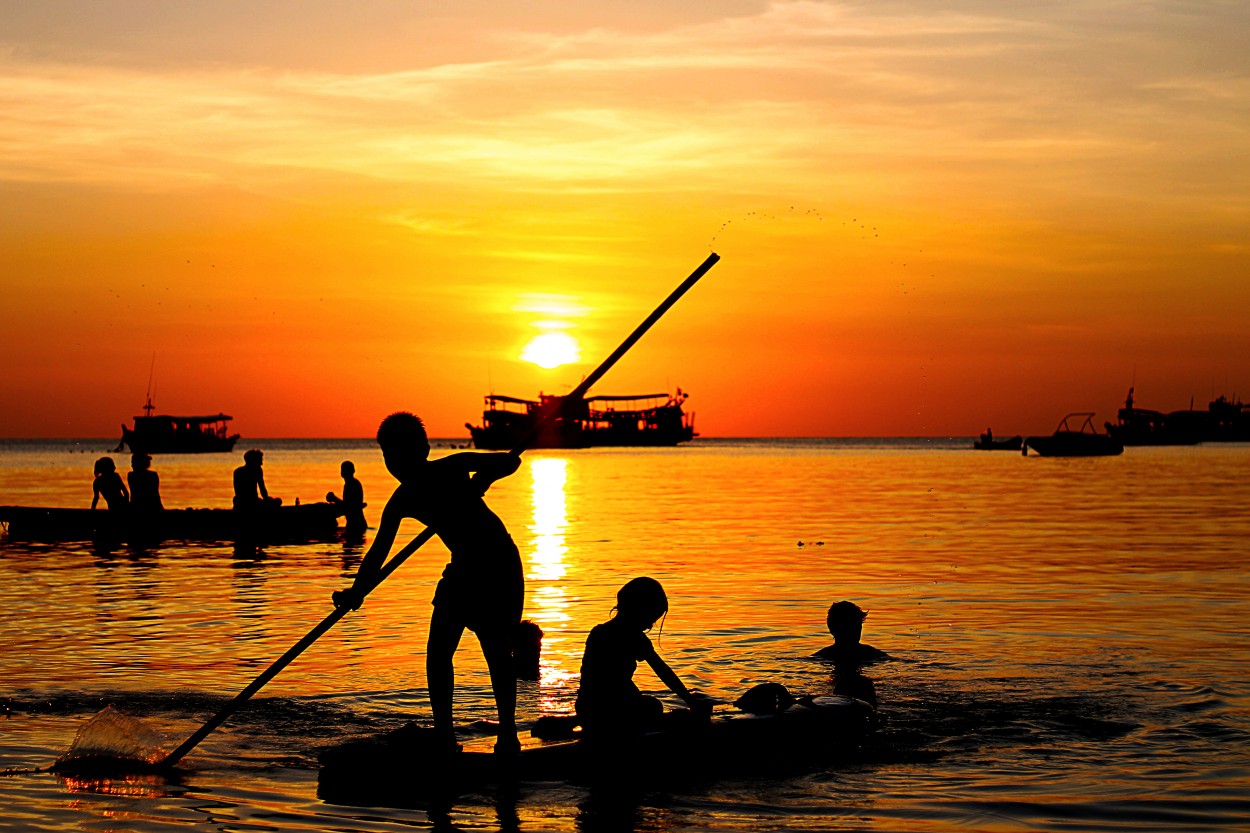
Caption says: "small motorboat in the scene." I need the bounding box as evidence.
[1023,413,1123,457]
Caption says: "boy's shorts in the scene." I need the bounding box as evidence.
[432,538,524,636]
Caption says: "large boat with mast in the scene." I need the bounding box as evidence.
[1103,387,1250,445]
[466,390,696,450]
[115,396,241,455]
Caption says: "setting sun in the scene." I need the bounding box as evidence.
[521,332,581,369]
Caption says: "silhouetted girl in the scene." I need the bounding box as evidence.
[575,576,707,736]
[91,456,130,511]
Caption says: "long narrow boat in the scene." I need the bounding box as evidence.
[0,503,342,543]
[317,695,875,801]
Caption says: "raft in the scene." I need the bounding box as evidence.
[317,695,876,802]
[0,503,343,543]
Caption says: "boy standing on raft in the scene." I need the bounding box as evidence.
[334,412,524,755]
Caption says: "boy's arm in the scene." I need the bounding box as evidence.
[442,451,521,487]
[91,483,100,509]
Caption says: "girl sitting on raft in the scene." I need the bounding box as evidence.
[575,576,710,736]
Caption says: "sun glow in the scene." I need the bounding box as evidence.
[521,331,581,369]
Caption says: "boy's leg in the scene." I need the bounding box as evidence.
[477,629,519,751]
[427,606,465,747]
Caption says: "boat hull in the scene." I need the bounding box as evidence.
[317,696,875,803]
[1023,433,1123,457]
[0,503,342,543]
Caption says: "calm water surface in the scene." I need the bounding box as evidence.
[1,438,1248,832]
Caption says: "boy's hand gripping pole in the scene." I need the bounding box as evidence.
[159,252,719,767]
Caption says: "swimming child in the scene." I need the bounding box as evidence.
[334,411,524,754]
[127,453,164,513]
[575,576,709,737]
[813,600,889,666]
[90,456,130,510]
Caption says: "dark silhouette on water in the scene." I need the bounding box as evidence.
[1023,412,1124,457]
[814,600,889,667]
[90,457,129,511]
[334,412,525,755]
[326,460,366,534]
[514,619,543,681]
[575,577,711,740]
[233,449,280,510]
[127,453,164,514]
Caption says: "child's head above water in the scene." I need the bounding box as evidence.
[826,600,867,640]
[614,576,669,629]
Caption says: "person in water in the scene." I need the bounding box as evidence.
[514,619,544,682]
[127,453,164,513]
[813,600,889,666]
[334,411,524,755]
[575,576,710,737]
[233,449,279,510]
[326,460,366,534]
[91,456,130,510]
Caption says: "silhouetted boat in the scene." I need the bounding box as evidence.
[115,397,240,455]
[318,695,874,799]
[1103,387,1250,445]
[0,503,341,543]
[1103,388,1204,446]
[973,431,1023,451]
[466,390,696,450]
[1024,413,1123,457]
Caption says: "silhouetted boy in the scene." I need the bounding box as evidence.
[233,449,279,510]
[814,600,889,666]
[335,412,524,754]
[326,460,366,534]
[128,453,164,513]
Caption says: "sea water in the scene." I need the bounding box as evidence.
[1,438,1248,832]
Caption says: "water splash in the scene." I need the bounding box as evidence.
[56,705,168,768]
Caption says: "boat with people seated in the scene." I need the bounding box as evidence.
[465,389,696,450]
[115,396,241,455]
[317,694,875,801]
[973,430,1023,451]
[0,502,342,543]
[1023,413,1123,457]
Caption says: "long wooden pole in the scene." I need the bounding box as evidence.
[160,252,719,766]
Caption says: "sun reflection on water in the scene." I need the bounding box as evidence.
[526,457,578,693]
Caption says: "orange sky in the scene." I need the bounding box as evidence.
[1,1,1247,439]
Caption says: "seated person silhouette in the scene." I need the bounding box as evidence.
[813,600,889,666]
[127,453,164,514]
[575,577,711,740]
[326,460,366,533]
[233,449,280,510]
[91,456,130,510]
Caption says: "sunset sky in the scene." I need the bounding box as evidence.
[2,1,1247,439]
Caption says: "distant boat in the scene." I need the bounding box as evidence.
[1103,388,1203,446]
[115,396,240,455]
[466,390,696,450]
[1024,413,1123,457]
[1103,387,1250,445]
[973,430,1023,451]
